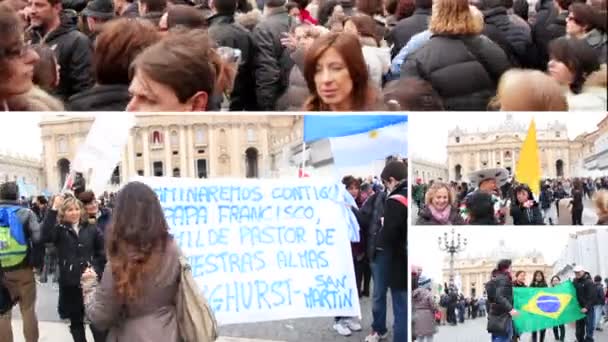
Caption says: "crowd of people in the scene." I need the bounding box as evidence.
[0,0,606,112]
[411,263,608,342]
[0,159,408,342]
[413,168,608,225]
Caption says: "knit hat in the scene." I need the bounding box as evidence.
[381,160,407,182]
[82,0,115,20]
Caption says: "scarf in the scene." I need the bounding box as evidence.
[429,205,451,224]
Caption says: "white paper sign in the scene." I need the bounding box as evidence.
[136,176,361,325]
[72,114,135,195]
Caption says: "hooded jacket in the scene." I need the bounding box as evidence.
[30,11,94,101]
[574,272,596,311]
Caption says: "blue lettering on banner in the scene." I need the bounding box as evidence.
[315,228,336,246]
[275,249,329,269]
[205,279,294,313]
[187,250,266,277]
[239,226,307,246]
[173,228,229,248]
[163,205,208,226]
[270,186,339,201]
[303,275,353,309]
[155,186,264,204]
[218,205,273,224]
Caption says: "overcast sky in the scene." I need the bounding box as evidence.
[410,113,607,164]
[410,227,584,282]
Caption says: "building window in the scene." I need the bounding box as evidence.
[170,130,179,146]
[555,131,561,138]
[196,159,207,178]
[173,168,180,177]
[137,170,144,176]
[151,131,163,145]
[247,127,256,143]
[455,137,460,143]
[111,166,120,185]
[195,128,205,145]
[245,148,259,178]
[57,136,68,154]
[153,161,163,176]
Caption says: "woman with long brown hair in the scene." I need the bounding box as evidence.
[303,32,383,111]
[81,182,180,341]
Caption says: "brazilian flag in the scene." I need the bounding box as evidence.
[513,280,585,334]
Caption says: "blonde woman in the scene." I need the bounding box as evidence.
[593,189,608,225]
[416,182,464,225]
[490,69,568,111]
[400,0,511,110]
[41,194,105,342]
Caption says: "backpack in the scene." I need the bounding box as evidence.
[0,206,28,268]
[176,251,218,342]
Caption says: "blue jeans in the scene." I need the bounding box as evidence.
[576,309,595,341]
[371,250,407,341]
[491,318,513,342]
[594,305,603,329]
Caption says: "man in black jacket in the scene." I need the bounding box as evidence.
[0,182,41,342]
[252,0,295,110]
[573,265,597,341]
[365,161,407,342]
[487,259,519,342]
[388,0,432,58]
[208,0,258,111]
[28,0,94,101]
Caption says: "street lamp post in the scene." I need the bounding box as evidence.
[438,228,468,286]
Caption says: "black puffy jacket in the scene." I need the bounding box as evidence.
[208,13,258,111]
[252,8,295,110]
[482,6,533,66]
[510,202,544,225]
[359,190,386,260]
[388,8,431,58]
[533,1,567,69]
[489,271,513,316]
[41,210,105,287]
[574,273,596,311]
[401,34,511,110]
[29,11,94,101]
[67,84,130,111]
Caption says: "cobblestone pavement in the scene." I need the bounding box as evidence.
[432,314,608,342]
[11,282,398,342]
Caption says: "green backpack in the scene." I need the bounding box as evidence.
[0,206,28,268]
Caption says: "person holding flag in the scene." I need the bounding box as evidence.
[486,259,518,342]
[573,265,597,341]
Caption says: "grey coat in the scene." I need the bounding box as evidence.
[412,287,437,337]
[85,240,181,342]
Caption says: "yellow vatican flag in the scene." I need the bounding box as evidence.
[515,119,542,197]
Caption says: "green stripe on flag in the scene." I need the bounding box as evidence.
[513,280,585,334]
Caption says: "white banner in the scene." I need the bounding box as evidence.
[136,176,361,325]
[72,114,135,196]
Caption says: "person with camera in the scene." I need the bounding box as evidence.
[41,193,106,342]
[0,181,42,342]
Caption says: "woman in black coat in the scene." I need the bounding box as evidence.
[510,184,544,225]
[401,0,511,110]
[42,194,106,342]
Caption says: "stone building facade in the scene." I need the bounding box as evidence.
[447,114,593,182]
[442,240,553,298]
[40,114,300,193]
[0,153,44,193]
[411,158,449,183]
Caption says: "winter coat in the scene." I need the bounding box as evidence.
[388,8,431,58]
[121,2,139,18]
[0,201,42,271]
[359,190,387,261]
[488,271,513,317]
[566,65,608,111]
[401,34,511,111]
[416,206,465,225]
[585,29,607,64]
[539,189,553,209]
[252,7,296,110]
[482,6,533,66]
[510,202,544,225]
[532,2,566,69]
[41,209,105,287]
[85,239,180,342]
[412,288,437,337]
[380,182,407,290]
[208,13,258,111]
[67,84,130,111]
[360,37,391,88]
[573,273,596,311]
[29,11,94,101]
[277,47,310,111]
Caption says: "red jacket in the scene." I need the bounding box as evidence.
[299,9,318,25]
